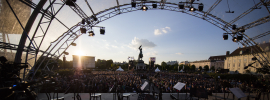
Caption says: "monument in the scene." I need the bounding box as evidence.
[136,45,146,70]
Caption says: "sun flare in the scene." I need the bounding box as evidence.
[76,50,84,56]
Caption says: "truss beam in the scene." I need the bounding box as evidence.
[204,0,222,16]
[227,2,264,26]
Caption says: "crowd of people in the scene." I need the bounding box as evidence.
[38,70,269,94]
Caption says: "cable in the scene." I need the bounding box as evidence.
[227,0,231,11]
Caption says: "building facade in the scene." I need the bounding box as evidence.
[224,42,270,74]
[73,55,95,69]
[188,55,226,71]
[167,60,179,65]
[179,61,189,65]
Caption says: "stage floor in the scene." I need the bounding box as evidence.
[37,93,270,100]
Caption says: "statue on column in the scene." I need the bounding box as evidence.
[138,45,143,60]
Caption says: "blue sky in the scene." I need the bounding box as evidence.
[6,0,270,65]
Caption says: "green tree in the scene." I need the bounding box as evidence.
[204,65,209,71]
[210,66,215,72]
[199,66,202,71]
[190,65,196,71]
[184,65,190,72]
[161,61,167,70]
[179,64,184,70]
[106,59,113,69]
[245,70,251,74]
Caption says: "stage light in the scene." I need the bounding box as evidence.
[239,29,245,32]
[232,24,237,30]
[189,6,196,11]
[88,31,95,37]
[223,33,228,40]
[152,3,157,8]
[82,19,85,24]
[252,57,257,61]
[178,2,184,9]
[86,20,90,25]
[91,15,98,21]
[100,27,105,35]
[80,28,86,34]
[65,0,75,7]
[132,2,136,7]
[232,37,237,42]
[63,52,69,55]
[71,43,76,46]
[141,5,148,11]
[198,3,203,11]
[237,35,243,40]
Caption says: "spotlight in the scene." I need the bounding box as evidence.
[63,52,69,55]
[65,0,75,7]
[237,35,243,40]
[71,43,76,46]
[198,3,203,11]
[239,29,245,33]
[152,3,157,8]
[232,24,237,30]
[132,2,136,7]
[232,37,237,42]
[252,57,257,61]
[86,20,90,25]
[189,6,196,11]
[100,27,105,35]
[178,2,184,9]
[82,19,85,24]
[80,28,86,34]
[91,15,98,21]
[88,31,95,37]
[141,5,148,11]
[223,33,228,40]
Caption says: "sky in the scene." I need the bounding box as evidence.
[5,0,270,65]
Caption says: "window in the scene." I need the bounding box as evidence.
[233,63,235,67]
[233,60,236,62]
[244,59,247,62]
[239,59,241,62]
[239,63,241,67]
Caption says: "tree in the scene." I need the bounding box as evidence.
[204,65,209,71]
[161,61,167,70]
[210,66,215,72]
[184,65,190,72]
[106,60,113,69]
[199,66,202,71]
[190,65,196,71]
[245,70,251,74]
[179,64,184,70]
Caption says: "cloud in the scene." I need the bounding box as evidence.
[111,45,118,48]
[146,51,158,56]
[154,29,162,35]
[154,26,171,35]
[128,37,156,50]
[176,53,183,55]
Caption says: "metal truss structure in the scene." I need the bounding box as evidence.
[2,0,269,80]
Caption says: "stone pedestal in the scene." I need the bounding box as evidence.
[136,60,146,70]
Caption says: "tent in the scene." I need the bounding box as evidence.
[116,66,124,71]
[155,67,160,72]
[179,70,185,73]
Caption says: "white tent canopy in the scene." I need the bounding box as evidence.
[116,66,124,71]
[155,67,160,72]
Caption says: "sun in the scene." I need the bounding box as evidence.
[76,50,84,56]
